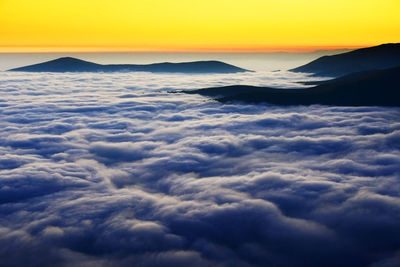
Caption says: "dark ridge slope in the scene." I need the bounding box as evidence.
[290,43,400,77]
[9,57,249,73]
[186,66,400,107]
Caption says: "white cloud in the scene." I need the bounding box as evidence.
[0,71,399,266]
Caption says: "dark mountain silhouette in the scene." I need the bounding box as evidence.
[185,66,400,107]
[290,43,400,77]
[9,57,249,73]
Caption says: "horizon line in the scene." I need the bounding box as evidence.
[0,44,376,54]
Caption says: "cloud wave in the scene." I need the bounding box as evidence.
[0,71,399,266]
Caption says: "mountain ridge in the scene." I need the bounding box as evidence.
[184,66,400,107]
[290,43,400,77]
[9,57,249,74]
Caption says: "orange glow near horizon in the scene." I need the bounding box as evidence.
[0,0,399,53]
[0,45,367,54]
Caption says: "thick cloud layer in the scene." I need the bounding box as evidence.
[0,71,399,267]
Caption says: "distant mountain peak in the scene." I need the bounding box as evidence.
[53,57,87,62]
[9,57,250,74]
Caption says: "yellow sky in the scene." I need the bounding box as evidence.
[0,0,399,52]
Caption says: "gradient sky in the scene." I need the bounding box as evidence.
[1,0,399,52]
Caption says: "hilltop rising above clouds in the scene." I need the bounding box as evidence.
[290,43,400,77]
[9,57,249,74]
[187,66,400,107]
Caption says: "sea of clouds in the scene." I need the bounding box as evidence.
[0,70,399,267]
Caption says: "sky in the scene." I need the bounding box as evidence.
[0,0,399,52]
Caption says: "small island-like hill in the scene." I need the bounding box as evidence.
[9,57,250,74]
